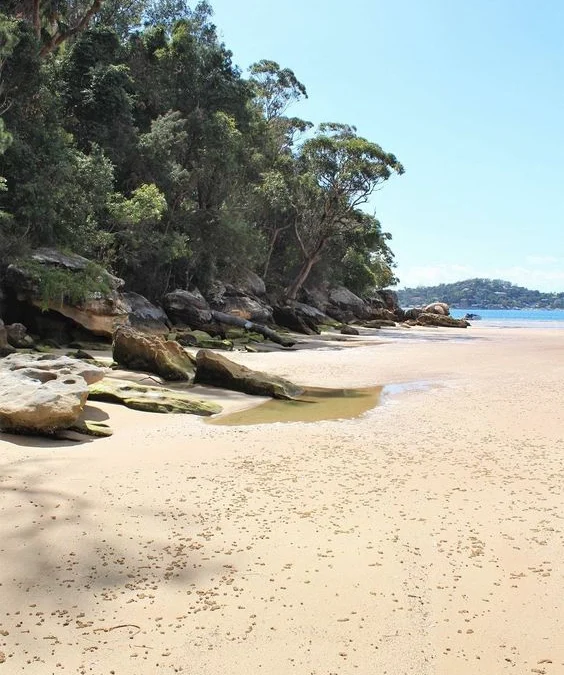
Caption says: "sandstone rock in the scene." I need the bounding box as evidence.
[6,322,34,348]
[89,378,221,415]
[122,292,170,335]
[416,313,469,328]
[194,349,304,399]
[272,305,319,335]
[163,289,213,327]
[6,248,130,337]
[424,302,450,316]
[208,275,272,324]
[213,294,272,324]
[113,325,195,381]
[0,354,106,434]
[237,270,267,297]
[340,325,359,335]
[328,286,370,320]
[1,353,106,385]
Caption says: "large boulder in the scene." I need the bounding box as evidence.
[302,284,375,323]
[113,325,195,381]
[416,313,469,328]
[208,275,272,324]
[272,305,320,335]
[88,378,221,415]
[163,289,213,328]
[0,354,106,434]
[328,286,370,321]
[194,349,304,399]
[5,322,34,348]
[424,302,450,316]
[122,292,170,335]
[213,294,272,324]
[5,248,130,338]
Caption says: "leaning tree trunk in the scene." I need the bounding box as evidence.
[285,256,317,301]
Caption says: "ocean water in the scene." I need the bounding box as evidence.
[449,308,564,328]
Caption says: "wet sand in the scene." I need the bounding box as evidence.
[1,325,564,674]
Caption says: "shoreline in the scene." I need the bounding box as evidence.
[1,325,563,673]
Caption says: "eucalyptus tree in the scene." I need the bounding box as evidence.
[284,123,403,300]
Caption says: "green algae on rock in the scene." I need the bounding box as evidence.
[88,378,221,415]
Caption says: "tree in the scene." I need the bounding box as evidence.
[249,59,307,122]
[8,0,106,56]
[284,123,404,300]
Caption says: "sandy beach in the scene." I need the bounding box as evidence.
[1,325,564,674]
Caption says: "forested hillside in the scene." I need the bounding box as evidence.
[397,278,564,309]
[0,0,403,302]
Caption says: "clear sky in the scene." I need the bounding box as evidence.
[208,0,564,291]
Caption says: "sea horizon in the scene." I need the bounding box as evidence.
[449,307,564,328]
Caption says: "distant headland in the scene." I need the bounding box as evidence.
[397,278,564,310]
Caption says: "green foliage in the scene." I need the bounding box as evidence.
[109,182,167,226]
[249,59,307,121]
[0,2,404,306]
[17,259,112,310]
[397,278,564,310]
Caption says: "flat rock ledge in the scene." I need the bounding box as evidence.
[88,378,221,415]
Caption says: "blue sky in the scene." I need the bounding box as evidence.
[209,0,564,291]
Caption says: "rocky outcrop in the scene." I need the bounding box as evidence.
[301,284,401,325]
[328,286,370,322]
[194,349,304,399]
[208,275,272,325]
[423,302,450,316]
[113,326,195,381]
[5,248,130,338]
[88,378,221,415]
[4,249,171,342]
[0,354,106,434]
[122,292,170,335]
[163,289,213,328]
[272,304,321,335]
[416,313,469,328]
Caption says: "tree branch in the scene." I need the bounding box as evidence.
[40,0,104,57]
[33,0,41,39]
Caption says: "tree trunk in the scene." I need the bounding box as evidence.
[210,310,295,347]
[262,225,289,279]
[285,256,317,302]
